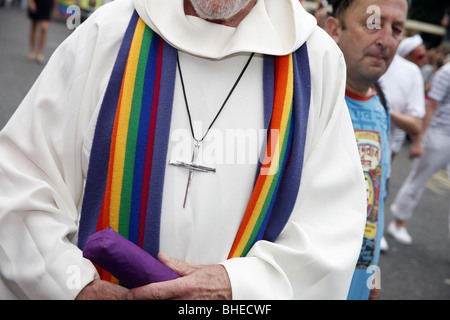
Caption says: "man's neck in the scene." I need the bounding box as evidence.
[183,0,258,28]
[346,80,373,97]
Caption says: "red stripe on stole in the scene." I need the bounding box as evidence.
[138,37,164,248]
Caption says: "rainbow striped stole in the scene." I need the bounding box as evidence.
[228,55,295,258]
[78,11,177,260]
[96,16,162,248]
[78,11,311,275]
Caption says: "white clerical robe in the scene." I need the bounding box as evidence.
[0,0,366,299]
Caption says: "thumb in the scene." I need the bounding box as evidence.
[158,251,197,276]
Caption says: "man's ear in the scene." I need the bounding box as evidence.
[325,16,342,44]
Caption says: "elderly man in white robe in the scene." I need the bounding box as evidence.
[0,0,366,300]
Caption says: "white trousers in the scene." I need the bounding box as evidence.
[390,128,450,231]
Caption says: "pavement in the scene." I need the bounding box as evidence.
[0,3,72,128]
[1,3,450,300]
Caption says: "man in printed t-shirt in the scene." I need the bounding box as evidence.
[326,0,409,300]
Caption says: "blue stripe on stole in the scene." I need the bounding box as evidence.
[128,29,158,245]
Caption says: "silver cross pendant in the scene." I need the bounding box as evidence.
[168,141,216,208]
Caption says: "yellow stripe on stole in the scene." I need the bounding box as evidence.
[109,19,146,231]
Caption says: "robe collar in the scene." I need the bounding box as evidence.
[132,0,317,59]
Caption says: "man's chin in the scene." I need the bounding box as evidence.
[363,64,388,83]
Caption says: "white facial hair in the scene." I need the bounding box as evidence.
[189,0,253,21]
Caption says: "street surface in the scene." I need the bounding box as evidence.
[1,4,449,300]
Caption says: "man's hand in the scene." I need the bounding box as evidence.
[129,252,232,300]
[75,279,130,300]
[409,141,424,159]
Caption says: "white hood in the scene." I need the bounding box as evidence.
[132,0,317,59]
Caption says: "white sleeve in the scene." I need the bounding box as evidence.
[405,66,426,118]
[221,29,366,299]
[0,3,131,299]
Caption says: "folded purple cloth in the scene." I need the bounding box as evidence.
[83,227,179,288]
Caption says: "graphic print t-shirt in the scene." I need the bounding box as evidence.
[345,89,390,300]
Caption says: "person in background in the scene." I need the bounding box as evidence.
[388,58,450,245]
[326,0,408,300]
[378,49,425,251]
[441,7,450,47]
[397,34,429,71]
[28,0,56,64]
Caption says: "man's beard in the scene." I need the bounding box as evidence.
[189,0,253,21]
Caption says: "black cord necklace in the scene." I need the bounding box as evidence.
[169,52,255,208]
[176,51,255,143]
